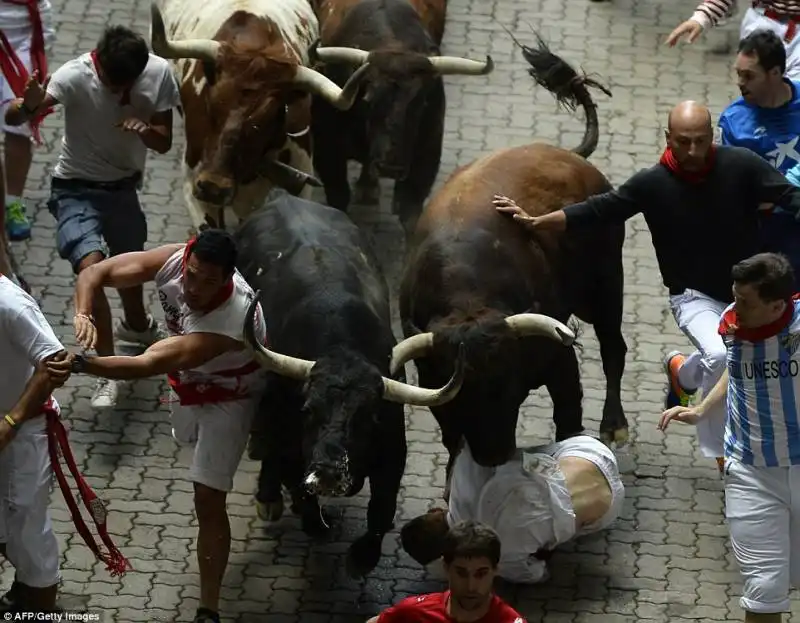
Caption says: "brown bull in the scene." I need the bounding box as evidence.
[393,35,628,477]
[149,0,369,232]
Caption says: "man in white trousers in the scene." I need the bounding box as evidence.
[660,252,800,623]
[0,0,55,241]
[667,0,800,80]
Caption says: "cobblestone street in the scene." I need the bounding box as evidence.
[3,0,799,621]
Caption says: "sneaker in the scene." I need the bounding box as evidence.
[91,378,118,409]
[5,201,31,241]
[663,350,697,409]
[193,608,221,623]
[114,314,165,347]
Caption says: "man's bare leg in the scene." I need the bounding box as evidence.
[3,133,33,241]
[194,482,230,620]
[117,285,150,333]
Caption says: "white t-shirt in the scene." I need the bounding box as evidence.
[0,275,64,413]
[0,0,52,34]
[46,52,181,182]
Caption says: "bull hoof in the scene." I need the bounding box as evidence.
[353,183,380,206]
[256,498,284,522]
[600,427,629,448]
[346,533,382,578]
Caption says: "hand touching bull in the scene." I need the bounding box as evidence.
[493,194,567,232]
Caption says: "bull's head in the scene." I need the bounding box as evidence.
[149,3,369,206]
[388,313,575,466]
[243,294,466,497]
[309,44,493,180]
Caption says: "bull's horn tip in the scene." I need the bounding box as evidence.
[555,326,575,346]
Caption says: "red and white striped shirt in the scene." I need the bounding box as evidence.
[692,0,800,28]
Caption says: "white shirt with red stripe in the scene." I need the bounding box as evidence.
[154,247,267,406]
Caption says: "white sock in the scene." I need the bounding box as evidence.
[677,351,703,392]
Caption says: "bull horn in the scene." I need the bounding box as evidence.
[427,54,494,76]
[312,46,370,67]
[382,342,466,407]
[293,63,370,111]
[149,2,220,61]
[243,293,315,380]
[389,332,434,377]
[504,313,575,346]
[262,159,323,194]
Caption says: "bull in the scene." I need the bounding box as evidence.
[236,190,465,577]
[148,0,369,232]
[307,0,493,236]
[391,36,628,479]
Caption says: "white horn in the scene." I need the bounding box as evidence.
[313,46,370,66]
[293,63,370,111]
[243,293,314,380]
[504,313,575,346]
[150,2,220,61]
[389,332,434,377]
[382,343,466,407]
[428,54,494,76]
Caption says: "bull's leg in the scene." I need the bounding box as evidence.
[347,432,407,578]
[254,393,288,521]
[392,182,426,240]
[545,344,585,441]
[314,147,351,212]
[353,163,380,206]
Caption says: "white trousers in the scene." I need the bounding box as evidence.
[669,289,728,458]
[741,7,800,80]
[0,412,59,587]
[725,458,800,613]
[171,397,257,492]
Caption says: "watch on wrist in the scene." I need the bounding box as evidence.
[71,354,87,374]
[19,101,36,116]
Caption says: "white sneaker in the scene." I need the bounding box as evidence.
[114,314,165,347]
[91,379,118,409]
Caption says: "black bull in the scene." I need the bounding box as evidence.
[308,0,493,237]
[235,190,465,578]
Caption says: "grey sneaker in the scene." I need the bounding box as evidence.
[114,314,165,347]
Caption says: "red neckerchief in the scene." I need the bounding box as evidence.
[89,49,131,106]
[659,145,717,184]
[718,294,800,341]
[182,236,234,313]
[42,399,131,576]
[0,0,51,145]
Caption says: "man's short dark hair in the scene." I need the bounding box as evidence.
[738,29,786,75]
[189,229,237,277]
[441,520,501,567]
[732,252,795,302]
[97,26,150,86]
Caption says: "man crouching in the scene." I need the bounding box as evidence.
[401,435,625,583]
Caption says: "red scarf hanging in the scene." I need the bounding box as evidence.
[43,399,130,576]
[0,0,51,145]
[659,145,717,184]
[718,293,800,341]
[181,236,234,312]
[89,49,131,106]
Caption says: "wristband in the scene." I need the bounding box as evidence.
[4,414,16,429]
[74,312,94,324]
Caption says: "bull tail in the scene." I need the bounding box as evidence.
[506,29,611,159]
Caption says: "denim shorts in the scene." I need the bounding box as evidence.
[46,176,147,273]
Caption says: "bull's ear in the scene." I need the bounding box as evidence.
[202,60,217,85]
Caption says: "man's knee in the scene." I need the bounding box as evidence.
[702,345,728,374]
[740,571,792,615]
[193,482,228,521]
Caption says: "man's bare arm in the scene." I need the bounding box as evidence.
[140,109,173,154]
[74,243,184,318]
[7,351,71,426]
[72,332,243,380]
[696,369,729,416]
[5,93,59,127]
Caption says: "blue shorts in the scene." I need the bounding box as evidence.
[46,176,147,273]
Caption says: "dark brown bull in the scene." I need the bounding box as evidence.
[393,35,628,479]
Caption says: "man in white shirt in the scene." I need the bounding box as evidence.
[4,25,183,409]
[0,0,55,241]
[399,435,625,584]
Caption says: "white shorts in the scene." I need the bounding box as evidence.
[724,458,800,614]
[0,412,59,587]
[171,398,257,492]
[741,7,800,80]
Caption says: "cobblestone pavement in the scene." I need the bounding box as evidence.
[3,0,799,621]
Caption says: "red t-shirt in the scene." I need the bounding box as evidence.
[377,591,525,623]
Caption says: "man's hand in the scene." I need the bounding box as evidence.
[658,405,704,431]
[116,117,150,135]
[74,312,97,350]
[22,71,49,112]
[41,352,73,389]
[493,194,566,232]
[665,20,704,47]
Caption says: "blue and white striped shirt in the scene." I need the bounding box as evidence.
[722,299,800,466]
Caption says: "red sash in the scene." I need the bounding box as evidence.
[0,0,51,144]
[43,398,130,576]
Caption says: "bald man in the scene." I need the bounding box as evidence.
[494,100,800,470]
